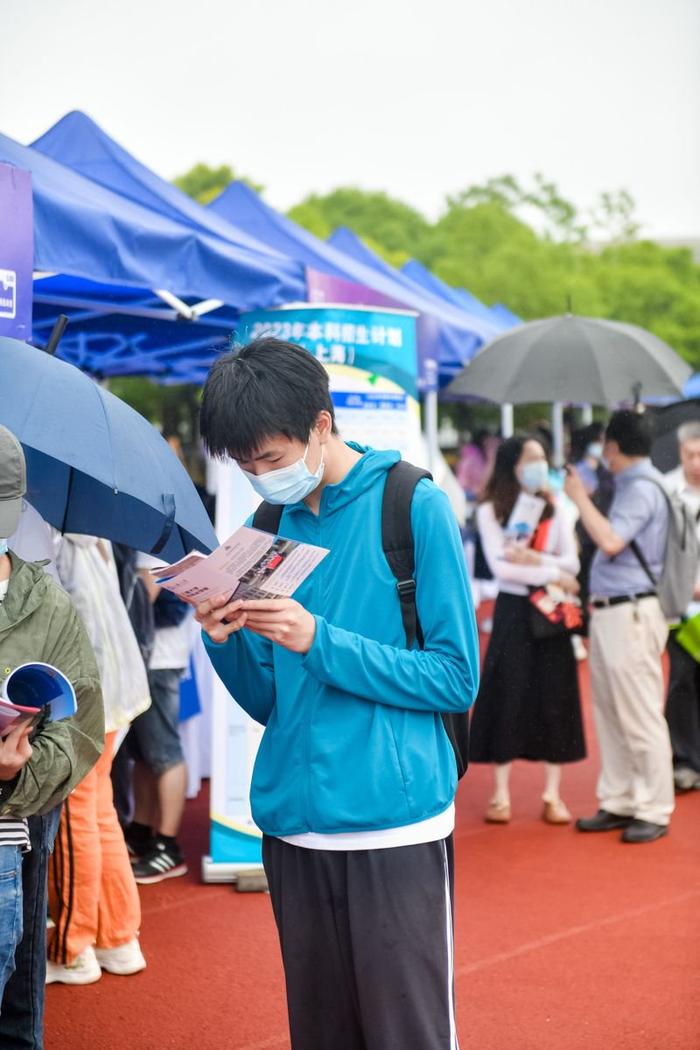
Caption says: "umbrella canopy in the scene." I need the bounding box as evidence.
[446,314,692,405]
[650,398,700,473]
[0,337,217,561]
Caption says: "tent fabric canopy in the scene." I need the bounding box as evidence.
[31,111,295,264]
[400,259,509,328]
[0,121,306,383]
[5,110,518,388]
[0,132,304,306]
[210,183,501,340]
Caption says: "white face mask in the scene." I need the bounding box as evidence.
[519,460,549,494]
[0,539,8,556]
[242,441,325,506]
[587,442,603,461]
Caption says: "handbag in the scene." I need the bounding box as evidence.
[528,584,583,640]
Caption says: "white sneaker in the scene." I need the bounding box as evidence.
[46,945,102,985]
[94,938,147,976]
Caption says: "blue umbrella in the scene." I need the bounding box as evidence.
[0,337,217,561]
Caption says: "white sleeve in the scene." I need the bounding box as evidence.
[536,509,580,576]
[477,502,563,588]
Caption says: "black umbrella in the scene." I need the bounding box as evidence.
[650,398,700,473]
[446,314,691,405]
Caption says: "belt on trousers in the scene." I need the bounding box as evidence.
[590,591,657,609]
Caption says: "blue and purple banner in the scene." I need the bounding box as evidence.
[0,164,33,341]
[238,304,418,397]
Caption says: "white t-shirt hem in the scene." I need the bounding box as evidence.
[278,802,455,851]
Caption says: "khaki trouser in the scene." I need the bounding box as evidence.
[48,732,141,964]
[589,596,675,826]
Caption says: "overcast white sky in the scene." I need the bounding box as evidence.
[1,0,699,238]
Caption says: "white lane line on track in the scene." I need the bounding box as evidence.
[454,886,700,978]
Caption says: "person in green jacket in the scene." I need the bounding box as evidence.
[0,424,104,1047]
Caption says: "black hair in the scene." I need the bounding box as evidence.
[481,434,553,525]
[570,422,604,462]
[605,410,652,458]
[200,337,337,460]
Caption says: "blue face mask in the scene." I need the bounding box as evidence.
[587,442,603,461]
[0,539,8,556]
[243,441,325,506]
[519,460,549,494]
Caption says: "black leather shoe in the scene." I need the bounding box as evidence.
[575,809,633,832]
[621,819,668,844]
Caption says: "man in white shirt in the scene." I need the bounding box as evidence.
[665,421,700,791]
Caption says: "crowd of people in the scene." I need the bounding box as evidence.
[0,337,698,1050]
[0,424,199,1044]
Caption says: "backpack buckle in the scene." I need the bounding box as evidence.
[396,578,416,598]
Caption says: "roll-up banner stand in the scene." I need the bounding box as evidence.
[202,305,420,882]
[0,164,33,341]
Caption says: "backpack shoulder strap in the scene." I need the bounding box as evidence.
[252,501,284,534]
[381,460,432,648]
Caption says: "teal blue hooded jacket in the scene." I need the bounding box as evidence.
[204,447,479,837]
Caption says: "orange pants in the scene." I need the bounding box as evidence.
[48,731,141,964]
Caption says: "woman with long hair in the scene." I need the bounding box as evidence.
[469,436,586,824]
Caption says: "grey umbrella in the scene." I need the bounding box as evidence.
[446,314,692,405]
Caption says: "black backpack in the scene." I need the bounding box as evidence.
[252,460,470,779]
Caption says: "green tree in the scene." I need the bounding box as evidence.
[288,187,430,260]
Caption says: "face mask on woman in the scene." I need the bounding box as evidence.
[586,442,603,461]
[242,438,325,506]
[519,460,549,495]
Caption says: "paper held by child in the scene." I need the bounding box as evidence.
[149,526,329,606]
[0,662,78,735]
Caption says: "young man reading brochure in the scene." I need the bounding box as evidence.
[197,338,479,1050]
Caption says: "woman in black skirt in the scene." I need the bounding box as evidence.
[470,436,586,824]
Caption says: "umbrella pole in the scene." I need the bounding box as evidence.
[501,404,514,438]
[552,402,565,467]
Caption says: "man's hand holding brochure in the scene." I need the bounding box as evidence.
[151,525,328,653]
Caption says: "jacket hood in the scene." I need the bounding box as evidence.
[0,552,52,634]
[288,444,401,518]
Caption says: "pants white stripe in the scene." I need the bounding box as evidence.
[442,840,459,1050]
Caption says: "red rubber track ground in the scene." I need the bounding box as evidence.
[46,653,700,1049]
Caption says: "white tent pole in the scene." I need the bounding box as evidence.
[424,388,439,475]
[580,404,593,425]
[501,403,514,438]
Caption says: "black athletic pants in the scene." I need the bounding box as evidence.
[666,634,700,773]
[262,834,459,1050]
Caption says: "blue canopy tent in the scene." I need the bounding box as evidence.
[491,302,522,326]
[0,131,306,382]
[30,112,497,387]
[208,182,500,388]
[31,111,299,264]
[400,259,510,329]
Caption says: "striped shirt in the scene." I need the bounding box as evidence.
[0,574,30,852]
